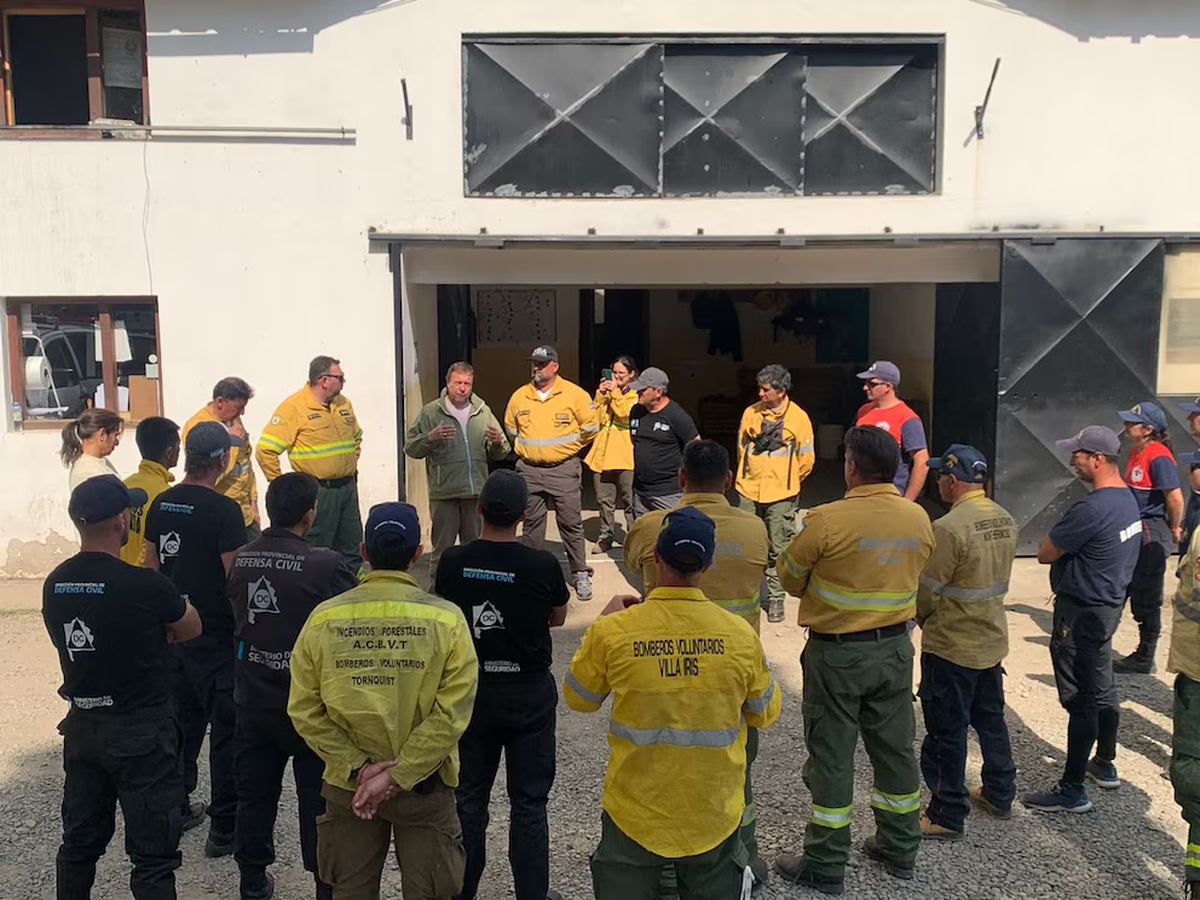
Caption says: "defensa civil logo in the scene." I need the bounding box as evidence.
[471,601,505,639]
[159,531,182,563]
[63,618,96,661]
[247,577,280,624]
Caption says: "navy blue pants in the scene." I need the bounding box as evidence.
[918,652,1016,831]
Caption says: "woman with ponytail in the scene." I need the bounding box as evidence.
[62,408,124,491]
[1114,400,1183,676]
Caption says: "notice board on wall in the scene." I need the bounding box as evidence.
[475,289,556,345]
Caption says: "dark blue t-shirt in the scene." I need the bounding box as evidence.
[1049,486,1141,606]
[1132,455,1180,519]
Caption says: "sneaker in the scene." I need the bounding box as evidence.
[771,853,844,895]
[1086,758,1121,790]
[969,786,1013,820]
[863,835,915,879]
[1113,648,1155,674]
[920,812,964,841]
[180,798,207,832]
[574,571,593,601]
[766,597,785,624]
[204,830,234,858]
[1022,782,1093,813]
[240,870,275,900]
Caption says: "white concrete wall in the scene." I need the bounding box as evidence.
[2,0,1200,568]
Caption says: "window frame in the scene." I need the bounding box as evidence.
[0,0,148,137]
[6,295,162,428]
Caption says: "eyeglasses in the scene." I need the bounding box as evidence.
[321,373,346,383]
[864,380,887,389]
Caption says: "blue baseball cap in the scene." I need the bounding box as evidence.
[69,475,147,526]
[1118,401,1168,432]
[365,502,420,552]
[655,506,716,574]
[926,444,989,484]
[857,360,900,386]
[1182,398,1200,415]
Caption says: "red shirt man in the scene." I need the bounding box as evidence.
[855,361,929,501]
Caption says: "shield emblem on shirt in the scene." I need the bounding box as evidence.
[1131,465,1145,483]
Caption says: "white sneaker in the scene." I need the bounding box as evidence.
[574,571,593,601]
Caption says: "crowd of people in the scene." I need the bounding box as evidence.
[37,345,1200,900]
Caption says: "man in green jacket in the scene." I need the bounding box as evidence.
[405,362,511,587]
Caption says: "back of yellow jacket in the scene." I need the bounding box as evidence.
[288,570,478,791]
[121,460,174,566]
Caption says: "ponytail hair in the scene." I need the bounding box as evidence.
[1158,429,1175,455]
[60,408,123,467]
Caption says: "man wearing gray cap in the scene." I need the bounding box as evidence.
[855,361,929,501]
[628,366,699,519]
[1023,426,1141,813]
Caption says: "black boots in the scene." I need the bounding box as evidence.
[1113,637,1158,674]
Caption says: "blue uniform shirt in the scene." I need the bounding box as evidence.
[1049,486,1141,607]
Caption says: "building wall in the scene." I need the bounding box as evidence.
[3,0,1200,568]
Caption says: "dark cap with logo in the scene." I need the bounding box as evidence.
[1118,400,1168,433]
[927,444,989,483]
[530,345,559,363]
[479,470,529,522]
[856,360,901,386]
[1055,425,1122,458]
[186,421,232,459]
[655,506,716,574]
[365,502,420,552]
[69,474,147,526]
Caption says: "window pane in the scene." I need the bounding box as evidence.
[19,303,101,420]
[113,304,160,420]
[101,11,145,124]
[8,14,90,126]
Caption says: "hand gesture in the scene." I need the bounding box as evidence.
[485,424,503,445]
[601,594,641,616]
[598,379,615,394]
[352,760,401,820]
[228,420,247,441]
[431,423,456,442]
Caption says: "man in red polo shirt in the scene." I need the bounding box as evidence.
[855,361,930,501]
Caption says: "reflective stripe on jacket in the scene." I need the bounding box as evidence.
[735,400,815,504]
[503,378,599,465]
[563,586,780,858]
[623,493,769,631]
[404,391,510,500]
[287,570,478,791]
[916,491,1017,669]
[584,388,636,472]
[121,460,174,567]
[183,407,258,526]
[256,386,363,481]
[778,483,934,633]
[1170,528,1200,683]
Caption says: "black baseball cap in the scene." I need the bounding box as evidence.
[478,470,528,524]
[530,346,559,363]
[655,506,716,574]
[186,421,232,459]
[364,502,420,552]
[69,475,147,526]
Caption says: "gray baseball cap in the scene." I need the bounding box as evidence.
[1055,425,1122,457]
[629,367,669,392]
[857,360,901,386]
[186,421,232,459]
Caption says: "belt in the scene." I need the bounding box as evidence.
[809,622,908,643]
[316,474,356,489]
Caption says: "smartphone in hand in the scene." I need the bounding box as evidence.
[601,367,613,381]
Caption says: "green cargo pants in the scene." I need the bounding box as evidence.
[307,481,363,570]
[800,632,920,877]
[1171,674,1200,883]
[737,494,798,608]
[591,812,747,900]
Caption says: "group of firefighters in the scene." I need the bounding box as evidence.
[37,344,1200,899]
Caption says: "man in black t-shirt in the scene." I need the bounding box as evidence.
[628,367,699,519]
[436,470,569,900]
[145,421,247,857]
[45,475,201,898]
[227,473,357,900]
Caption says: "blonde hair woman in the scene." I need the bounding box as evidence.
[584,356,638,552]
[61,408,123,491]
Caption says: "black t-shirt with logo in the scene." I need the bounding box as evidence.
[145,483,246,654]
[226,528,358,710]
[43,552,186,714]
[630,399,699,495]
[435,540,568,680]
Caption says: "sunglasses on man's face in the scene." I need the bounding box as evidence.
[865,380,887,389]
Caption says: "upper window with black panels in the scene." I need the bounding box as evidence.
[462,38,938,198]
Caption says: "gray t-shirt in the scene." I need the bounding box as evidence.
[446,399,472,435]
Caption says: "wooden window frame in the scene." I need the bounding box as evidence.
[6,295,162,429]
[0,0,149,137]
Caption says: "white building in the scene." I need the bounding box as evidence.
[3,0,1200,573]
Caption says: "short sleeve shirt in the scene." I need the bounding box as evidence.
[630,400,699,496]
[855,402,927,493]
[1125,441,1180,521]
[435,540,568,680]
[145,483,246,653]
[43,552,186,713]
[1049,486,1142,606]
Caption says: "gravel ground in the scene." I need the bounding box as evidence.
[0,556,1188,899]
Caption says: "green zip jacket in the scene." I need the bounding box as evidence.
[405,390,511,500]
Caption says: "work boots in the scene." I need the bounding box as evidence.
[1113,638,1158,674]
[767,597,785,624]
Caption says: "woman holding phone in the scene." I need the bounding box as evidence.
[585,356,638,552]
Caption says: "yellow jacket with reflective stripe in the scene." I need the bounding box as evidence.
[623,493,769,632]
[287,570,478,792]
[584,388,636,472]
[1169,528,1200,683]
[183,407,258,526]
[563,586,780,858]
[778,483,934,633]
[256,386,363,481]
[121,460,174,567]
[735,400,816,504]
[504,378,599,465]
[916,491,1017,669]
